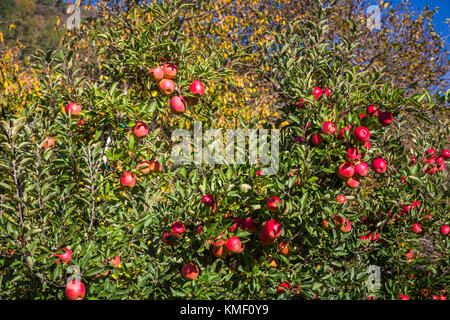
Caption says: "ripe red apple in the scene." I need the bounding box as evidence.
[243,218,257,232]
[354,161,369,177]
[338,125,352,140]
[212,245,229,258]
[170,96,187,114]
[440,225,449,235]
[54,248,72,265]
[362,141,371,150]
[181,262,199,280]
[296,99,306,109]
[65,102,81,116]
[259,229,276,244]
[398,294,410,300]
[211,233,226,247]
[337,162,355,179]
[149,66,164,81]
[163,63,178,79]
[336,195,347,204]
[312,87,323,99]
[225,236,242,254]
[162,231,177,246]
[190,80,205,97]
[346,177,360,188]
[411,223,422,234]
[378,111,393,126]
[120,172,136,188]
[158,78,175,95]
[347,147,361,163]
[277,282,290,294]
[353,126,370,143]
[322,220,330,229]
[311,133,323,146]
[263,219,282,238]
[65,280,85,300]
[137,160,151,175]
[322,121,336,135]
[367,105,378,117]
[324,88,331,96]
[109,255,120,268]
[278,242,290,256]
[171,222,185,237]
[267,196,282,212]
[202,194,214,207]
[372,157,387,174]
[132,121,148,139]
[42,136,56,149]
[442,149,450,159]
[334,216,352,232]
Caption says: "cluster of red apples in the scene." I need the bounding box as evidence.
[167,195,287,281]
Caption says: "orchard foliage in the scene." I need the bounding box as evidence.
[0,0,449,300]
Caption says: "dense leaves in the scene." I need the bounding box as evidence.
[0,0,448,300]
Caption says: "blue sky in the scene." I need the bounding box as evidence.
[391,0,449,38]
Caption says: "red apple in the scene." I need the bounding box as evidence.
[42,136,56,149]
[65,280,85,300]
[336,195,347,204]
[149,66,164,81]
[367,105,378,117]
[225,236,242,254]
[158,78,175,95]
[202,194,214,207]
[346,177,360,188]
[136,159,151,175]
[378,111,393,126]
[212,245,229,258]
[170,96,187,114]
[267,196,282,212]
[347,147,361,163]
[337,162,355,179]
[190,80,205,97]
[353,126,370,143]
[171,222,185,237]
[411,223,422,234]
[338,125,352,140]
[259,229,276,244]
[442,149,450,159]
[334,216,352,232]
[354,161,369,177]
[312,87,323,99]
[324,88,331,96]
[181,262,199,280]
[120,172,136,188]
[277,282,290,294]
[54,248,72,265]
[311,133,323,146]
[372,157,387,174]
[162,231,177,246]
[163,63,178,79]
[363,141,371,150]
[398,294,410,300]
[440,225,449,235]
[263,219,282,238]
[65,102,81,116]
[109,255,120,268]
[243,218,257,232]
[322,121,336,135]
[132,121,148,139]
